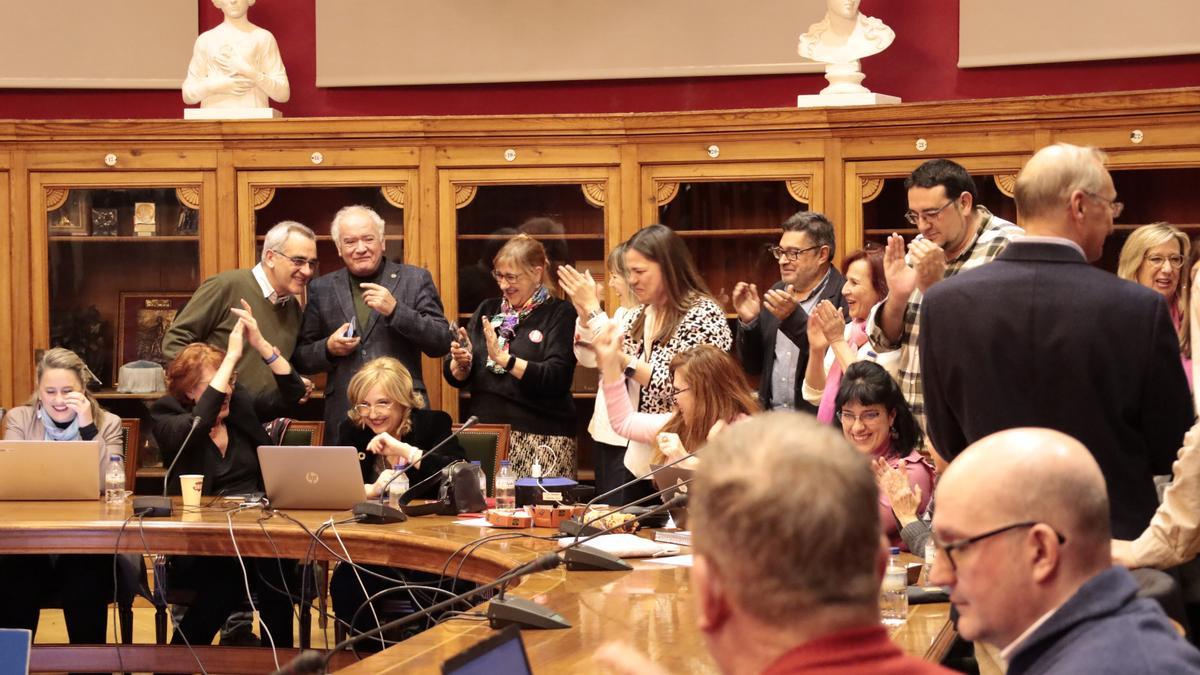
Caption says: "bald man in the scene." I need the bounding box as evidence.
[932,428,1200,674]
[919,142,1192,540]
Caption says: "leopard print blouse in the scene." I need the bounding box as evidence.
[620,295,732,414]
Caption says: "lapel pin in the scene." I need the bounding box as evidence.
[529,329,544,344]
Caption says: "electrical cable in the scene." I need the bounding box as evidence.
[227,506,279,671]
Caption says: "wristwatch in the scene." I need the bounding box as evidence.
[587,308,605,323]
[623,357,637,379]
[506,354,517,371]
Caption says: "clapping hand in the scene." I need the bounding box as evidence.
[731,282,761,324]
[872,457,922,522]
[656,432,688,462]
[226,318,247,361]
[762,284,799,321]
[230,299,273,356]
[883,233,917,299]
[558,264,601,320]
[811,300,846,344]
[480,319,510,367]
[592,322,626,381]
[909,239,947,293]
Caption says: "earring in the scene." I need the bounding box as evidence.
[890,426,899,440]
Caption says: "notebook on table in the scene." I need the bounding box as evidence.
[0,440,103,500]
[258,445,365,510]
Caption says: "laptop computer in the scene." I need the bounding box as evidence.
[0,628,31,675]
[441,624,533,675]
[258,445,366,511]
[0,440,103,500]
[650,463,694,529]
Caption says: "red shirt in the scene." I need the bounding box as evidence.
[762,625,953,674]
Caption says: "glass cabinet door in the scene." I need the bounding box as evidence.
[440,168,620,479]
[29,172,216,489]
[1099,167,1200,273]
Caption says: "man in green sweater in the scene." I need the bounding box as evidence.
[163,220,318,398]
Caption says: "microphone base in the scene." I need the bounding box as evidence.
[557,518,603,538]
[352,502,408,525]
[132,496,173,518]
[486,595,571,630]
[563,544,633,572]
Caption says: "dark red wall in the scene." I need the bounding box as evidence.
[1,0,1197,120]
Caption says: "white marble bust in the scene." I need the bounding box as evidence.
[798,0,895,65]
[182,0,290,111]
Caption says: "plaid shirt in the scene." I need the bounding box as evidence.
[866,206,1023,438]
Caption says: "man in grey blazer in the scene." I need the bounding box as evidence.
[293,205,451,444]
[733,211,846,412]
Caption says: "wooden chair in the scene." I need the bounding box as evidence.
[281,420,324,446]
[454,423,511,497]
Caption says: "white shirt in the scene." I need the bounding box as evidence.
[251,263,290,305]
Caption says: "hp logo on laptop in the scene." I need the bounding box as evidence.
[305,471,320,485]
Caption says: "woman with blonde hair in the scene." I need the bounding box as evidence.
[445,233,578,478]
[592,326,757,469]
[341,357,463,498]
[1118,223,1192,387]
[0,347,123,644]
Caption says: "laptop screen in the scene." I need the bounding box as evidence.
[441,625,533,675]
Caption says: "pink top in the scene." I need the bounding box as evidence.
[603,377,670,444]
[876,445,935,550]
[1171,305,1193,391]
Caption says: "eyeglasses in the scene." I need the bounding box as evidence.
[491,270,526,284]
[671,386,690,405]
[768,245,821,262]
[903,199,956,226]
[1082,191,1124,219]
[354,401,394,415]
[272,250,320,271]
[934,521,1065,571]
[835,409,883,424]
[1145,253,1184,270]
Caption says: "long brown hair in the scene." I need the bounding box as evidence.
[653,345,759,464]
[626,224,714,343]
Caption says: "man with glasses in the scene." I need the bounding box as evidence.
[931,427,1200,673]
[734,211,846,411]
[293,205,450,444]
[920,143,1192,541]
[163,220,318,399]
[867,159,1022,445]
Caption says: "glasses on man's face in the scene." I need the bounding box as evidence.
[491,270,525,284]
[903,199,956,226]
[272,250,320,272]
[768,245,820,262]
[934,521,1065,571]
[835,409,883,425]
[1083,191,1124,219]
[354,401,394,416]
[1145,253,1185,270]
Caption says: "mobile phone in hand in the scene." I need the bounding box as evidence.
[344,317,357,338]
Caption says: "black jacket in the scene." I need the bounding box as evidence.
[337,408,465,500]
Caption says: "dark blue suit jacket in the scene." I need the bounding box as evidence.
[293,259,450,445]
[920,241,1193,539]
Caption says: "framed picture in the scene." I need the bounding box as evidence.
[116,292,191,368]
[91,208,118,236]
[48,189,89,236]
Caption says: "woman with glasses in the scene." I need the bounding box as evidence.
[341,357,463,498]
[801,247,899,423]
[591,326,757,470]
[149,302,307,649]
[330,356,467,645]
[835,360,933,549]
[444,234,578,478]
[0,348,123,646]
[1118,223,1192,389]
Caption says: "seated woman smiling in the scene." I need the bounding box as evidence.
[834,361,933,550]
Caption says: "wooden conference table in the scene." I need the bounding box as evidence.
[0,500,955,673]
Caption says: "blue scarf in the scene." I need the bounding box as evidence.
[39,405,81,441]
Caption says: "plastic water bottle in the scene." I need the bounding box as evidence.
[923,538,937,585]
[495,460,516,509]
[105,454,125,505]
[880,546,909,625]
[471,460,487,496]
[385,462,409,510]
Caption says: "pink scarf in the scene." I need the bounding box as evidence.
[817,319,868,424]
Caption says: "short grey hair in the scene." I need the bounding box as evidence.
[261,220,316,262]
[330,205,386,248]
[689,411,881,622]
[1014,143,1110,222]
[781,211,836,260]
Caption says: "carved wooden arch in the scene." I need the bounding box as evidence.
[175,186,201,210]
[380,184,406,209]
[454,185,478,209]
[860,177,884,203]
[581,183,605,208]
[251,186,276,211]
[993,174,1017,198]
[786,177,812,204]
[45,187,69,211]
[655,181,680,206]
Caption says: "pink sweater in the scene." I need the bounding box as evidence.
[603,378,670,444]
[878,449,935,550]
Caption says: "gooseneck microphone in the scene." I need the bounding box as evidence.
[352,415,479,525]
[132,415,202,518]
[269,649,324,675]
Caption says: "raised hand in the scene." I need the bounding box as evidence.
[557,264,601,320]
[883,233,917,299]
[731,282,761,324]
[230,298,271,355]
[811,300,846,344]
[360,282,398,316]
[656,432,687,461]
[63,390,93,427]
[592,322,626,382]
[226,318,247,362]
[873,457,922,522]
[806,306,829,353]
[449,327,473,379]
[762,284,799,321]
[909,239,947,293]
[481,319,510,366]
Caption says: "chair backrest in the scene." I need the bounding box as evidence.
[281,420,325,447]
[454,423,511,497]
[120,418,140,492]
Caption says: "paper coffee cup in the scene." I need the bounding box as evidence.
[179,474,204,507]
